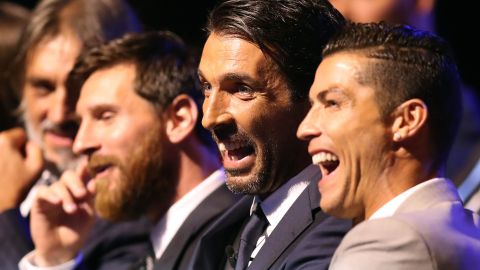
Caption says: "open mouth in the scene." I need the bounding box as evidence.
[312,151,339,176]
[219,140,255,161]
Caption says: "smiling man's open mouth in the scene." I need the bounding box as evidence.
[312,151,339,176]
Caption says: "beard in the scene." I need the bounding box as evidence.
[22,107,79,172]
[88,129,177,222]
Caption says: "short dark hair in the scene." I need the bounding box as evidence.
[323,22,462,166]
[206,0,345,102]
[12,0,142,100]
[68,31,214,148]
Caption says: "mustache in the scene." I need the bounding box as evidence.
[87,154,123,177]
[211,124,253,144]
[41,119,79,136]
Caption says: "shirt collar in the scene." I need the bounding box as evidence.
[369,178,446,220]
[251,165,317,234]
[150,168,225,259]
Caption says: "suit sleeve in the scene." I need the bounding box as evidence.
[328,218,435,270]
[0,208,34,270]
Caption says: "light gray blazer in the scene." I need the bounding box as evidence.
[329,179,480,270]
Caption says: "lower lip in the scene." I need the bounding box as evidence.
[318,167,337,191]
[44,132,74,147]
[221,150,256,171]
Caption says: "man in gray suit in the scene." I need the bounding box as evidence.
[297,22,480,269]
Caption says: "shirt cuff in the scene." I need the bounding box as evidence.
[18,251,76,270]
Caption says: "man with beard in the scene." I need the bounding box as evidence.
[190,0,351,269]
[297,22,480,269]
[0,0,152,269]
[20,31,236,270]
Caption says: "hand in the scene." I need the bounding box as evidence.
[0,128,43,211]
[30,160,97,266]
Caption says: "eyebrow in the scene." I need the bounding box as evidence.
[197,70,263,89]
[316,88,349,101]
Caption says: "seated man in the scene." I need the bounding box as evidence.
[298,22,480,269]
[20,31,237,270]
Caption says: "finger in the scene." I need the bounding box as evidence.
[49,181,78,214]
[61,170,88,199]
[0,127,27,149]
[35,185,62,207]
[75,158,92,185]
[25,142,45,179]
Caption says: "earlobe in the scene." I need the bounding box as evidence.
[391,99,428,142]
[165,94,198,144]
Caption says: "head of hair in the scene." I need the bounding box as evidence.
[11,0,142,101]
[323,22,461,166]
[0,2,30,130]
[206,0,345,102]
[68,31,214,148]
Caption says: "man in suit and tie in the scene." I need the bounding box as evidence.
[191,0,351,269]
[297,22,480,269]
[19,31,238,270]
[0,0,152,269]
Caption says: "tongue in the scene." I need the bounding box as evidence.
[226,147,253,161]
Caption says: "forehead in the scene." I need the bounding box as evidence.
[26,34,82,76]
[310,52,371,98]
[77,63,139,110]
[199,33,269,77]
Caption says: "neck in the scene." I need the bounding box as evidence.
[362,155,440,221]
[174,138,221,203]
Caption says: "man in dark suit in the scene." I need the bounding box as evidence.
[19,31,238,270]
[191,0,351,269]
[0,0,152,269]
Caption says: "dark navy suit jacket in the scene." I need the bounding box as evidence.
[0,208,152,270]
[189,165,352,270]
[153,184,239,270]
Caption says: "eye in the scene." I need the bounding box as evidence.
[200,81,212,97]
[30,79,55,96]
[324,99,339,108]
[234,84,255,99]
[93,109,115,122]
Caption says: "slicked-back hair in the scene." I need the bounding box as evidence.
[12,0,142,100]
[68,31,214,149]
[323,22,462,167]
[206,0,345,102]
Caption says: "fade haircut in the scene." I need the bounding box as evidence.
[206,0,345,102]
[323,22,462,166]
[68,31,214,148]
[12,0,142,100]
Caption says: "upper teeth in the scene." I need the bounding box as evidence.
[312,152,338,164]
[218,141,248,152]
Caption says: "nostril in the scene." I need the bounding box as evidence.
[212,123,237,141]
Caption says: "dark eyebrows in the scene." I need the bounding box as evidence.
[197,70,264,89]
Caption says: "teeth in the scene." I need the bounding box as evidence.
[312,152,338,164]
[217,141,248,152]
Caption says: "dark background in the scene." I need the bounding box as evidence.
[2,0,479,95]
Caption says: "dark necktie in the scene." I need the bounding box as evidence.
[129,243,155,270]
[235,204,268,270]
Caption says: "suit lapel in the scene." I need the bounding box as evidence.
[154,185,238,269]
[249,170,321,270]
[189,195,252,270]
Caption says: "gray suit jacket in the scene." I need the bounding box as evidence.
[329,179,480,270]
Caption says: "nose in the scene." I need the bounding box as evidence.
[297,108,321,141]
[72,121,99,156]
[48,87,75,124]
[201,90,234,131]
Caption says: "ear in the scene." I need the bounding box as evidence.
[164,94,198,144]
[390,99,428,142]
